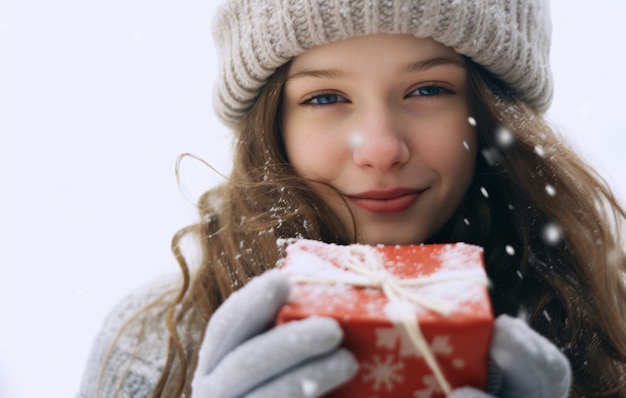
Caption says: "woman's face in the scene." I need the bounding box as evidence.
[282,34,476,245]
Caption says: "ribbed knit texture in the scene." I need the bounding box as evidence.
[212,0,553,129]
[78,274,202,397]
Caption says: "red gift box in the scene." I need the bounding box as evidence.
[276,239,493,398]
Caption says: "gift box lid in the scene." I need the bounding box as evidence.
[278,239,491,323]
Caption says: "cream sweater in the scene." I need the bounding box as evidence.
[78,274,200,398]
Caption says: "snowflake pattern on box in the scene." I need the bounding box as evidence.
[414,375,445,398]
[361,324,464,397]
[361,354,405,392]
[375,326,455,358]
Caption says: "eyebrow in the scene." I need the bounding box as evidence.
[287,68,353,81]
[403,57,466,74]
[287,57,466,81]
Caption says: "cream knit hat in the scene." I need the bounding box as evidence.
[212,0,553,128]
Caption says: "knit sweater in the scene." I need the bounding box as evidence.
[78,274,200,398]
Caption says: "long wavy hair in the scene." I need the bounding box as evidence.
[105,58,626,397]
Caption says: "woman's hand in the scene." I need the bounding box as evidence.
[449,315,572,398]
[190,269,358,398]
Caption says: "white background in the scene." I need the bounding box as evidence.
[1,1,625,397]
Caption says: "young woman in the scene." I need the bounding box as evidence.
[79,0,626,397]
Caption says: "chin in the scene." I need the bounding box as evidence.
[356,229,428,246]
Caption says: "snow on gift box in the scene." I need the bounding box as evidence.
[275,239,494,398]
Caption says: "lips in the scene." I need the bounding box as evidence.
[346,188,425,214]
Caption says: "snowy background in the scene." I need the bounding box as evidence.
[1,1,625,397]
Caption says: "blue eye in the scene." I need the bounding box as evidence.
[410,86,451,97]
[305,93,347,105]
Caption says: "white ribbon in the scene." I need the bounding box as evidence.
[289,245,488,394]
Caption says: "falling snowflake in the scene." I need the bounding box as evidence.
[534,145,545,157]
[301,379,319,397]
[349,131,364,149]
[543,309,552,322]
[496,126,515,147]
[542,222,562,245]
[481,147,501,166]
[362,354,405,392]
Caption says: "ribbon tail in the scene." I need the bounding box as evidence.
[402,313,452,394]
[384,283,452,394]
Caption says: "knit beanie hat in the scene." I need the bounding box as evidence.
[212,0,553,129]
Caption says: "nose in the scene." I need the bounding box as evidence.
[351,106,410,172]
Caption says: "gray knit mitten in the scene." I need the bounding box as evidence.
[449,315,572,398]
[190,269,358,398]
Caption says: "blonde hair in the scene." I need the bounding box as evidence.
[106,60,626,397]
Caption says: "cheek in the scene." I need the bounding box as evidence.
[418,120,476,182]
[283,124,349,180]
